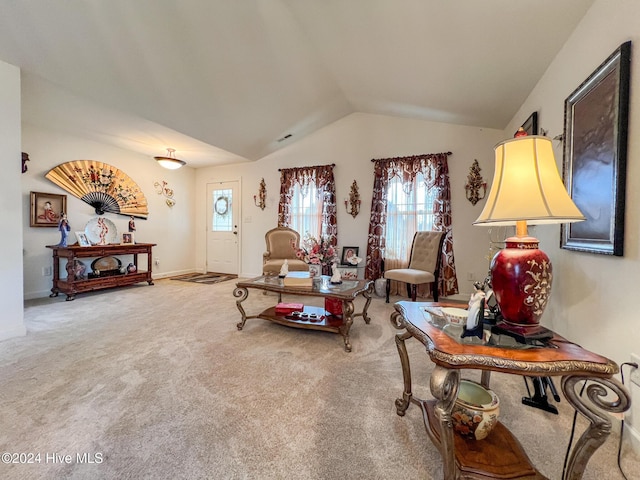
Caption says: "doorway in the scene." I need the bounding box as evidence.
[206,181,240,274]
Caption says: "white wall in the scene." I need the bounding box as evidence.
[196,112,505,297]
[503,0,640,451]
[21,124,197,299]
[0,60,26,340]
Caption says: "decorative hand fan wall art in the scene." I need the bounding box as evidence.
[45,161,149,219]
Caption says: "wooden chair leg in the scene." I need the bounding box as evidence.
[410,284,417,301]
[433,281,439,302]
[385,279,391,303]
[406,283,412,298]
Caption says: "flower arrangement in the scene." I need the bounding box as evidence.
[294,233,337,266]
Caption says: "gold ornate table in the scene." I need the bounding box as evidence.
[234,275,373,352]
[390,301,631,480]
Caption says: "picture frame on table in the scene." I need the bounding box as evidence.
[76,232,91,247]
[30,191,67,227]
[121,232,135,245]
[308,264,321,278]
[560,41,630,257]
[341,246,359,265]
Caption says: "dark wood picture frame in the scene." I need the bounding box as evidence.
[30,191,67,227]
[517,112,538,136]
[560,41,631,256]
[341,246,359,265]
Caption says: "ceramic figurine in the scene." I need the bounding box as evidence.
[279,259,289,278]
[128,216,136,232]
[330,261,342,284]
[57,213,70,247]
[461,282,485,339]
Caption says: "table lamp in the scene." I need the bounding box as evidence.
[474,135,585,340]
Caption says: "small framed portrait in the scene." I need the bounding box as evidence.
[76,232,91,247]
[121,232,135,245]
[30,191,67,227]
[341,246,359,265]
[308,264,322,278]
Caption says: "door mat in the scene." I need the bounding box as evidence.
[170,273,238,284]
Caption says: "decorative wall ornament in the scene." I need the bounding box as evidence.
[154,180,176,207]
[464,159,486,206]
[254,178,266,210]
[46,160,149,218]
[22,152,29,173]
[344,180,361,218]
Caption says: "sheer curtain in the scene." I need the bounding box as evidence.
[365,153,459,297]
[277,164,337,245]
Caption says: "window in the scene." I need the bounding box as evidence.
[385,173,437,261]
[289,182,322,240]
[278,164,337,245]
[212,188,233,232]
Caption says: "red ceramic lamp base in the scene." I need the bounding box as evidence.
[490,233,552,329]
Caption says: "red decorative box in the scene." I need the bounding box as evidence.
[275,302,304,315]
[324,297,343,316]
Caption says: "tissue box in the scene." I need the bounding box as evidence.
[275,303,304,315]
[324,297,343,316]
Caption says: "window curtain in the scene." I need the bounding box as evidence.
[278,164,338,245]
[365,153,459,297]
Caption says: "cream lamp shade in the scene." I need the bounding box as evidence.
[474,136,584,227]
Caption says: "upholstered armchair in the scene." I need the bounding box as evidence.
[262,227,309,275]
[384,231,445,303]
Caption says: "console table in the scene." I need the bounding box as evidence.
[47,243,156,301]
[234,275,373,352]
[390,301,631,480]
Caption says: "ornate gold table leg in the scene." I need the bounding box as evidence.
[561,375,631,480]
[339,300,354,352]
[393,330,414,415]
[233,287,249,330]
[430,365,460,480]
[361,284,372,324]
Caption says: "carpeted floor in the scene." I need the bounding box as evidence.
[170,272,237,284]
[0,279,637,479]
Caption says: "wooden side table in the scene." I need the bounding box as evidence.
[47,243,156,300]
[390,301,631,480]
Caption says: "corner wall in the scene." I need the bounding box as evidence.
[21,125,198,299]
[503,0,640,453]
[0,60,26,340]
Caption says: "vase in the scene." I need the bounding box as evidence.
[451,380,500,441]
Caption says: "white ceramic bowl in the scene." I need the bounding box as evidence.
[441,307,468,326]
[452,380,500,441]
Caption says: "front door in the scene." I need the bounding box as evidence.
[206,181,239,274]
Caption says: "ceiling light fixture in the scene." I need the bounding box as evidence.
[154,148,186,170]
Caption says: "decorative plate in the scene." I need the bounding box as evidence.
[91,256,122,272]
[84,217,118,245]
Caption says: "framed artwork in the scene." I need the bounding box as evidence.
[30,191,67,227]
[516,112,538,136]
[121,232,135,245]
[341,246,359,265]
[76,232,91,247]
[561,41,630,256]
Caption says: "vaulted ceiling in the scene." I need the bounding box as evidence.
[0,0,593,168]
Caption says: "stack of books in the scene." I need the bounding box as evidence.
[275,302,304,315]
[283,271,312,288]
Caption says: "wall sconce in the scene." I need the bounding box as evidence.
[465,159,486,206]
[344,180,361,218]
[254,178,266,210]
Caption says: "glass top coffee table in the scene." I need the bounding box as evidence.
[234,275,373,352]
